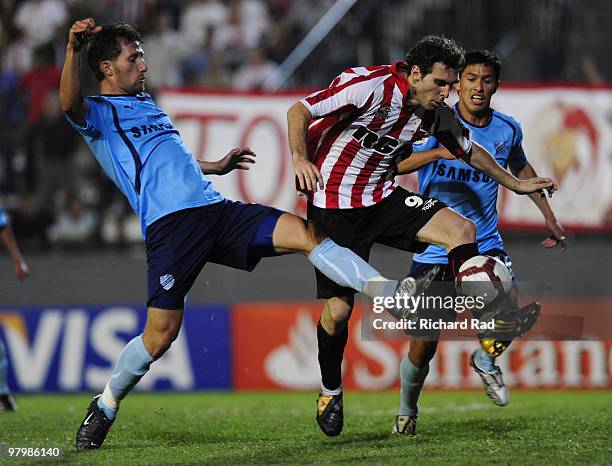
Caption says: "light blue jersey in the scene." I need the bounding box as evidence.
[0,202,7,229]
[66,93,224,237]
[413,104,527,264]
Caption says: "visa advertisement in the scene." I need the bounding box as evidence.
[0,306,231,392]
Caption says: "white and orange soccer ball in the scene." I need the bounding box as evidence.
[455,255,513,305]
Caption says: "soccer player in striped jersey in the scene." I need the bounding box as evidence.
[0,201,29,411]
[61,18,435,451]
[393,50,566,434]
[288,36,557,437]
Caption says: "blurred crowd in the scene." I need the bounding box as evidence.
[0,0,609,251]
[0,0,333,250]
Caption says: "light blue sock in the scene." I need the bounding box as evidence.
[399,356,429,417]
[0,339,9,394]
[97,335,154,420]
[473,347,496,372]
[308,238,397,298]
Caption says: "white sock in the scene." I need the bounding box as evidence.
[320,383,343,396]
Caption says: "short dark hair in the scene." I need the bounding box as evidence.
[461,49,502,83]
[405,35,465,76]
[87,22,142,81]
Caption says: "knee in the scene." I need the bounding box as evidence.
[459,218,476,243]
[322,297,353,334]
[408,340,438,367]
[448,218,476,249]
[144,326,180,359]
[304,220,327,253]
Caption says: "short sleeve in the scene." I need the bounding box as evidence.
[412,136,440,153]
[64,97,103,138]
[300,70,380,119]
[508,122,527,171]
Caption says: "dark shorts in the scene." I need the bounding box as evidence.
[146,200,283,309]
[307,187,447,299]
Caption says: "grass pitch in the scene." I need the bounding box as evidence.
[0,391,610,465]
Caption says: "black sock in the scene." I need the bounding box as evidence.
[447,242,479,279]
[317,321,348,391]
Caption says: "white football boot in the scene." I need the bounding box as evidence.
[470,351,509,406]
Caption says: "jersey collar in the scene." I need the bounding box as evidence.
[454,102,494,128]
[390,61,410,95]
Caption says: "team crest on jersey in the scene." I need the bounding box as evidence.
[374,106,391,120]
[494,141,505,154]
[160,274,175,290]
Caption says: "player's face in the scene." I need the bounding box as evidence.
[104,41,147,95]
[410,62,457,110]
[457,63,497,115]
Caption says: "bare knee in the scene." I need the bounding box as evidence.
[303,220,326,253]
[449,218,476,250]
[272,214,326,254]
[321,296,354,335]
[143,327,179,359]
[408,338,439,367]
[142,309,183,358]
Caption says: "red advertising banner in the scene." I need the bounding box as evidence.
[232,300,612,391]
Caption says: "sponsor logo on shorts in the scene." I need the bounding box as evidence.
[421,199,438,210]
[404,195,423,208]
[160,274,175,290]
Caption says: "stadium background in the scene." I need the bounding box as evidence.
[0,0,611,395]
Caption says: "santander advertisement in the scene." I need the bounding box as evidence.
[232,302,611,391]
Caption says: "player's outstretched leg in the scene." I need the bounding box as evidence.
[76,308,181,450]
[272,213,435,305]
[0,339,17,412]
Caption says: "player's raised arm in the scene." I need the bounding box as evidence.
[511,161,567,252]
[60,18,102,124]
[468,142,557,196]
[288,101,323,192]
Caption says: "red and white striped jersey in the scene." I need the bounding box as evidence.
[300,61,472,209]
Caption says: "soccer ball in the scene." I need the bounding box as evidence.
[455,255,513,305]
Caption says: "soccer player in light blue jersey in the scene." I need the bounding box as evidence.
[60,18,437,451]
[392,50,567,434]
[0,201,29,412]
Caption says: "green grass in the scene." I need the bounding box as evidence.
[0,391,610,465]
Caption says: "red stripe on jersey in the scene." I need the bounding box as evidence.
[304,66,389,109]
[350,78,396,207]
[306,104,355,160]
[319,93,375,208]
[371,95,414,203]
[324,134,362,208]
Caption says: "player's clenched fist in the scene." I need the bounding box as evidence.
[68,18,102,51]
